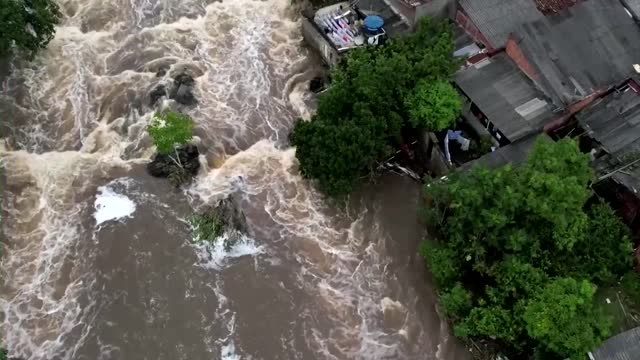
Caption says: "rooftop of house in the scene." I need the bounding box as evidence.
[457,0,546,49]
[621,0,640,20]
[355,0,410,34]
[579,87,640,155]
[512,0,640,107]
[454,52,556,142]
[590,326,640,360]
[459,133,547,171]
[578,85,640,192]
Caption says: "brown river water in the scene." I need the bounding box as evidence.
[0,0,470,358]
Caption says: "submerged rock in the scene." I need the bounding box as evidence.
[169,73,197,106]
[155,67,167,77]
[149,84,167,106]
[146,144,200,185]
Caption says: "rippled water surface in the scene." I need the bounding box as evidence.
[0,0,470,359]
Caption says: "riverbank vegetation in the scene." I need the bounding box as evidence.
[146,110,200,187]
[189,209,233,251]
[421,137,638,360]
[0,0,61,58]
[290,18,461,197]
[188,198,249,252]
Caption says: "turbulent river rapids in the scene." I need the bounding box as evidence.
[0,0,470,359]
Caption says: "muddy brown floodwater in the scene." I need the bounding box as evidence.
[0,0,471,358]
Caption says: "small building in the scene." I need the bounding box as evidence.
[578,81,640,195]
[301,1,394,67]
[576,79,640,230]
[454,52,556,145]
[456,0,545,50]
[453,0,640,154]
[506,0,640,110]
[589,326,640,360]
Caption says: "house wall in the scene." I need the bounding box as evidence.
[455,9,495,50]
[301,17,341,67]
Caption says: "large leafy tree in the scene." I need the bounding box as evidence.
[421,137,634,359]
[0,0,61,58]
[523,278,610,360]
[290,18,460,197]
[405,80,461,130]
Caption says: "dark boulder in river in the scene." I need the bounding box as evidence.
[146,145,200,185]
[170,73,197,106]
[149,84,167,106]
[216,196,249,235]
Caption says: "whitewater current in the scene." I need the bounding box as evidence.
[0,0,469,359]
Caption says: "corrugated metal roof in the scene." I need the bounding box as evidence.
[455,52,556,142]
[459,133,548,170]
[579,88,640,192]
[514,0,640,107]
[458,0,544,48]
[578,89,640,155]
[590,326,640,360]
[621,0,640,20]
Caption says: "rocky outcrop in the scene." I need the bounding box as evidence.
[146,145,200,184]
[215,196,249,235]
[169,73,197,106]
[190,193,250,251]
[148,72,198,107]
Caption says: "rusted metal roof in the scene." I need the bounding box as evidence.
[534,0,578,14]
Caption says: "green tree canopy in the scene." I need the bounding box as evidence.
[290,18,460,197]
[421,137,634,359]
[148,110,194,155]
[523,278,610,360]
[405,80,461,130]
[0,0,61,58]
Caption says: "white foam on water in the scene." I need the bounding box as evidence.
[190,140,417,358]
[0,150,132,359]
[94,185,136,226]
[220,341,241,360]
[192,232,264,270]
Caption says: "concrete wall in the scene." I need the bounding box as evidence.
[301,17,341,67]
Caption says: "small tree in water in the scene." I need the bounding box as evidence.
[147,110,194,186]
